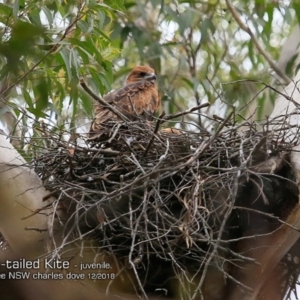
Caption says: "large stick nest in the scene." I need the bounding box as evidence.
[32,113,300,298]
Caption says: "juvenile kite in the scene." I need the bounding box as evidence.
[88,65,160,139]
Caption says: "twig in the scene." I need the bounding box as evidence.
[221,269,254,292]
[24,227,48,232]
[143,111,166,157]
[234,206,300,232]
[235,79,300,107]
[192,173,239,300]
[192,111,234,160]
[130,153,146,174]
[161,102,210,124]
[75,147,120,155]
[225,0,290,85]
[108,123,122,143]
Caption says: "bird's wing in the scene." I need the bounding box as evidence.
[89,80,160,139]
[105,80,160,121]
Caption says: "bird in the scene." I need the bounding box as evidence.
[88,65,160,140]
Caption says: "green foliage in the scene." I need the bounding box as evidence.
[0,0,123,148]
[0,0,297,148]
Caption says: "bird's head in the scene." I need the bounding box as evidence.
[126,66,157,84]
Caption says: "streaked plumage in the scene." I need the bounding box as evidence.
[89,66,160,139]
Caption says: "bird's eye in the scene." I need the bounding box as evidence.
[139,72,146,76]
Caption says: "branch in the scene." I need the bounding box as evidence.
[143,111,166,157]
[0,134,54,257]
[228,204,300,300]
[161,102,210,123]
[225,0,291,85]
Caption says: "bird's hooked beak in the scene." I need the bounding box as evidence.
[145,73,157,81]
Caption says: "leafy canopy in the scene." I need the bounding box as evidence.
[0,0,297,147]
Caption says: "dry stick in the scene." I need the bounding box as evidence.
[160,102,210,123]
[234,206,300,232]
[72,146,120,155]
[192,174,242,300]
[216,229,280,244]
[143,111,166,157]
[193,111,234,160]
[225,0,291,85]
[79,79,129,122]
[217,244,258,263]
[260,81,300,107]
[127,190,149,299]
[143,103,209,157]
[230,79,300,108]
[108,123,121,143]
[221,269,254,293]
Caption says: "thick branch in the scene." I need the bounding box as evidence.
[228,70,300,300]
[225,0,291,85]
[0,134,54,257]
[228,204,300,300]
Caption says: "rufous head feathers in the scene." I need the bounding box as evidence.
[126,66,156,84]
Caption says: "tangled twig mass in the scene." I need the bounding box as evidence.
[32,111,300,299]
